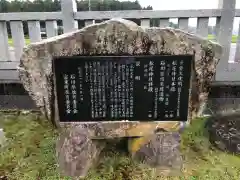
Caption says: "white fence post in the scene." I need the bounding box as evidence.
[46,20,58,38]
[0,21,10,61]
[178,18,189,32]
[215,0,236,80]
[84,20,94,27]
[61,0,78,33]
[235,22,240,62]
[28,21,42,43]
[196,18,209,38]
[159,18,169,28]
[10,21,25,61]
[140,19,150,27]
[215,0,223,38]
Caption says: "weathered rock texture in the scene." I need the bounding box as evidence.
[128,132,183,176]
[18,18,222,137]
[206,112,240,154]
[56,126,105,178]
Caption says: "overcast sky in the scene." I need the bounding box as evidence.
[122,0,240,30]
[135,0,240,10]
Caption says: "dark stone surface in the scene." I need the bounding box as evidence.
[0,83,28,95]
[206,98,240,114]
[206,113,240,154]
[209,85,240,98]
[54,55,192,122]
[0,83,37,110]
[0,95,37,110]
[205,85,240,114]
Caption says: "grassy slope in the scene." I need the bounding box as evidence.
[0,112,240,180]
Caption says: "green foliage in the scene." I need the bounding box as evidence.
[169,22,178,28]
[0,113,59,179]
[0,0,152,13]
[0,113,240,180]
[180,118,240,179]
[8,38,31,47]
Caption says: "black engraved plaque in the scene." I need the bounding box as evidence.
[53,55,193,122]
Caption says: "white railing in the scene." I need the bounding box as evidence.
[0,0,240,83]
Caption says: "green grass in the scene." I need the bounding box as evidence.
[207,34,238,43]
[0,112,240,180]
[8,38,31,47]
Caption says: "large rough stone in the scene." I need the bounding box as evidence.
[128,132,183,176]
[206,112,240,154]
[56,126,105,178]
[18,18,222,137]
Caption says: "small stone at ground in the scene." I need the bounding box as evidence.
[206,112,240,154]
[0,129,6,147]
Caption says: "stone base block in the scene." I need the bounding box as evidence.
[128,132,183,176]
[56,126,105,179]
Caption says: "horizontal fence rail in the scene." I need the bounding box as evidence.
[0,0,240,84]
[74,9,240,19]
[1,9,240,21]
[0,12,62,21]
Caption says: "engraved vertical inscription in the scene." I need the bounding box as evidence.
[113,62,118,118]
[121,64,126,118]
[177,60,184,118]
[53,55,192,122]
[63,74,71,114]
[159,60,166,118]
[78,67,84,102]
[125,63,130,118]
[89,62,95,118]
[169,60,177,118]
[70,74,78,114]
[148,61,154,118]
[101,64,107,118]
[129,63,134,118]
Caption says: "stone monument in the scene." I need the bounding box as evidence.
[17,18,222,178]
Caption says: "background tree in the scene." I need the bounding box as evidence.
[1,0,154,36]
[0,0,152,12]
